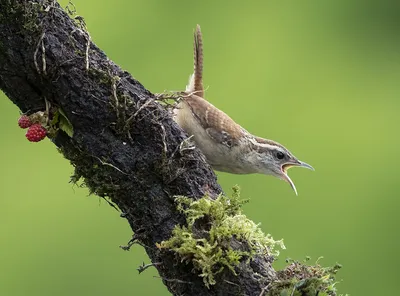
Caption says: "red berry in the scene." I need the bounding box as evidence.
[26,124,47,142]
[18,115,32,129]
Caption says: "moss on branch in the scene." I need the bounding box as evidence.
[158,186,285,287]
[270,258,344,296]
[159,187,345,295]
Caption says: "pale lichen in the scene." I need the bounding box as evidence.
[158,186,285,287]
[269,258,344,296]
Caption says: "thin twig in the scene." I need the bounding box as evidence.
[93,156,128,175]
[259,283,271,296]
[41,37,47,75]
[169,135,195,162]
[99,196,120,213]
[159,122,168,155]
[179,135,195,153]
[65,1,77,15]
[34,32,46,75]
[125,99,153,127]
[137,262,162,274]
[290,285,296,296]
[119,235,147,251]
[153,276,192,285]
[224,280,240,287]
[84,31,91,70]
[111,75,119,108]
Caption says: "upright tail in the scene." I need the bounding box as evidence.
[186,24,204,98]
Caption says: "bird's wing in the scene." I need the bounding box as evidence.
[184,94,244,148]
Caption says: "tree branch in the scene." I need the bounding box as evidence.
[0,1,342,296]
[0,1,276,295]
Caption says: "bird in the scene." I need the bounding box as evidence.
[173,25,313,195]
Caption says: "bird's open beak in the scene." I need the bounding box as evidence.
[281,160,314,195]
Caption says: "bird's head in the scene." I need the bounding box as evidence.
[249,137,314,195]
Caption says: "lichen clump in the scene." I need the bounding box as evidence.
[158,186,285,287]
[269,258,344,296]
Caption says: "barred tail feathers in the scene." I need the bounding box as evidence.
[186,24,204,97]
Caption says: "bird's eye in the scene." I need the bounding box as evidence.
[276,151,285,160]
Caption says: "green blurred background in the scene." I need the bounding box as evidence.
[1,0,399,295]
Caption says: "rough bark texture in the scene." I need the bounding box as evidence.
[0,1,277,295]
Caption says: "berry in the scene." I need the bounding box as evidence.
[26,124,47,142]
[18,115,32,129]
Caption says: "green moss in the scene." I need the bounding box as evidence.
[21,3,42,34]
[88,68,114,86]
[0,0,52,39]
[269,258,344,296]
[4,1,41,33]
[74,48,85,57]
[158,186,285,287]
[60,143,123,202]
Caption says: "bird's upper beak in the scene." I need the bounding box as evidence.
[281,160,314,195]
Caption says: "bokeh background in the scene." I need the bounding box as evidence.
[1,0,399,295]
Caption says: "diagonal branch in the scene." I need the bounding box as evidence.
[0,2,343,296]
[0,1,277,295]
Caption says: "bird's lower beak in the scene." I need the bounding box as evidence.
[281,172,298,195]
[281,160,314,195]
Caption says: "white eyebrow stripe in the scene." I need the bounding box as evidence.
[249,138,285,152]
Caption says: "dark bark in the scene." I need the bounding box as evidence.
[0,1,277,295]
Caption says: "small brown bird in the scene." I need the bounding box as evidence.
[173,25,313,195]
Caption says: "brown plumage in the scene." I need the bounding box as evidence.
[183,93,244,148]
[193,25,204,98]
[173,25,314,194]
